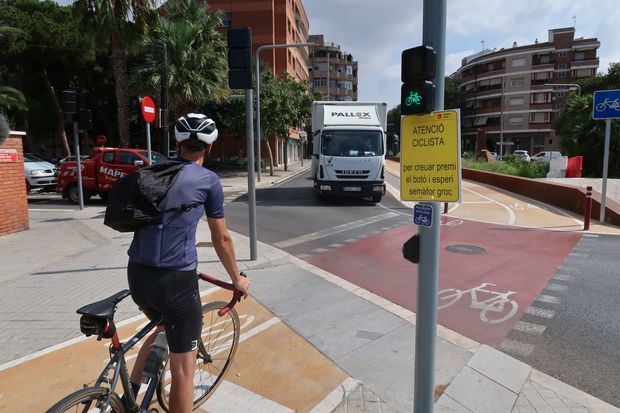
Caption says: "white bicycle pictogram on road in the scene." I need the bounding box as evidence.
[438,283,519,324]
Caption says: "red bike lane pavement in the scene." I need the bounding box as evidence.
[307,217,582,346]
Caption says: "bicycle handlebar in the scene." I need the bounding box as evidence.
[198,272,245,317]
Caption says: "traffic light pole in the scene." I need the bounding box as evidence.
[415,0,446,411]
[246,88,257,260]
[72,120,85,210]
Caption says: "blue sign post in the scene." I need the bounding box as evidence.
[414,204,433,227]
[592,90,620,223]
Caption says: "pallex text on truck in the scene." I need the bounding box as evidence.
[311,101,388,202]
[56,147,163,204]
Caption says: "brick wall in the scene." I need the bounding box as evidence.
[0,134,29,236]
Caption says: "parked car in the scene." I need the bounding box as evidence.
[530,151,561,162]
[513,150,531,162]
[24,153,57,192]
[58,155,90,164]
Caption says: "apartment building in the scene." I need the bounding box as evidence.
[456,27,599,156]
[209,0,310,165]
[308,34,359,101]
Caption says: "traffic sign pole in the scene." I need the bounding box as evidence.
[72,120,85,210]
[146,123,152,164]
[600,119,611,223]
[414,0,446,412]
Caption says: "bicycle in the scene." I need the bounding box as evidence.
[437,282,518,324]
[46,272,244,413]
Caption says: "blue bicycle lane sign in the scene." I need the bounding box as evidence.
[414,204,433,227]
[593,89,620,120]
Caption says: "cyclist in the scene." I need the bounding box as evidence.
[125,113,250,413]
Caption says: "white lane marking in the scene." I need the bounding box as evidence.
[313,248,330,253]
[500,339,535,357]
[553,274,573,282]
[297,253,312,259]
[583,234,599,238]
[463,186,517,225]
[200,379,294,413]
[29,208,77,212]
[239,317,280,342]
[343,239,357,243]
[525,307,555,319]
[309,377,361,413]
[536,294,561,304]
[513,320,547,335]
[544,283,568,292]
[274,212,398,248]
[569,252,589,257]
[328,243,344,248]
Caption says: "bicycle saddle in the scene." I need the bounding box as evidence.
[76,290,131,319]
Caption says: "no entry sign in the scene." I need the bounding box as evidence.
[141,96,156,124]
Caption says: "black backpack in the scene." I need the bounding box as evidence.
[103,160,200,232]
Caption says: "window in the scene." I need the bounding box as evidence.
[534,137,545,146]
[512,58,526,67]
[117,151,142,165]
[463,118,475,127]
[509,116,523,125]
[556,72,566,78]
[530,92,551,104]
[510,97,524,106]
[554,104,565,110]
[313,78,326,87]
[474,116,488,126]
[558,51,567,57]
[557,63,567,69]
[511,78,525,87]
[321,130,383,157]
[465,83,475,91]
[574,52,585,61]
[555,91,565,97]
[346,65,353,75]
[313,63,326,71]
[573,68,594,78]
[221,12,232,27]
[529,112,551,123]
[102,152,115,163]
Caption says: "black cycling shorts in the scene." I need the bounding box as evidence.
[127,261,203,353]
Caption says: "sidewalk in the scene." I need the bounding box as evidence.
[1,161,618,412]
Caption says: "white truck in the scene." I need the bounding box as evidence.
[311,101,388,202]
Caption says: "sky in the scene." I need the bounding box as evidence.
[304,0,620,108]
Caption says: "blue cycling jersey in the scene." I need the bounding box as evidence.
[128,159,225,270]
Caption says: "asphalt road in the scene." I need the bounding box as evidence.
[503,233,620,407]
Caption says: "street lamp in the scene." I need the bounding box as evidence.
[255,42,316,181]
[543,83,582,96]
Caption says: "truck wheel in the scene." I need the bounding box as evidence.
[371,195,382,204]
[66,184,91,205]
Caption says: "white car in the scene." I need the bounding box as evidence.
[513,150,531,162]
[530,151,561,162]
[24,153,57,192]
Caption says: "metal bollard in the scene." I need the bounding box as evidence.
[584,186,593,231]
[444,202,449,214]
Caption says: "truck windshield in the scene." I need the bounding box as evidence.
[138,151,165,164]
[321,130,383,157]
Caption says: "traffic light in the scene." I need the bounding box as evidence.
[227,28,252,90]
[78,109,92,131]
[401,46,436,115]
[61,90,78,122]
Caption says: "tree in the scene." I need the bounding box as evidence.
[74,0,154,147]
[0,0,96,156]
[132,0,228,117]
[0,85,26,112]
[555,63,620,177]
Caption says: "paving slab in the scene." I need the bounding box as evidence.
[444,366,518,413]
[467,345,532,394]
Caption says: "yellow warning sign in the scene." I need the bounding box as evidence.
[400,110,461,202]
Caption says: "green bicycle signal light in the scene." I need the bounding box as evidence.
[401,81,435,115]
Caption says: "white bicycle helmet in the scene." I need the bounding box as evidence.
[174,113,218,145]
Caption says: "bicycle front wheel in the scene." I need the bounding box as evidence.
[45,386,124,413]
[157,300,241,412]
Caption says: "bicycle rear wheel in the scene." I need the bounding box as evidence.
[157,300,241,412]
[45,386,124,413]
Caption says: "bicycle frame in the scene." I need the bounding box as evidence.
[90,272,243,412]
[94,317,162,412]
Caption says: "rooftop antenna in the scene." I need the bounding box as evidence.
[481,40,485,54]
[572,15,576,30]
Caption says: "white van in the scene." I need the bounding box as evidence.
[530,151,561,162]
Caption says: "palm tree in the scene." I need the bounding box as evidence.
[0,85,27,112]
[74,0,154,147]
[132,0,228,117]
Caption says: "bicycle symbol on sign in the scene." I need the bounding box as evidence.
[406,91,422,106]
[414,214,431,226]
[595,98,620,113]
[438,283,518,324]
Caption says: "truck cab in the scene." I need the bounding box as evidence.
[311,102,388,202]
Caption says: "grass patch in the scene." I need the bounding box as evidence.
[463,156,549,179]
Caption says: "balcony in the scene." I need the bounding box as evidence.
[571,58,599,67]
